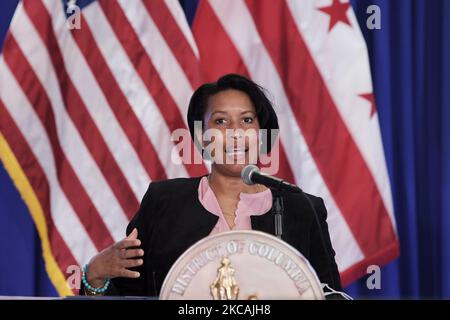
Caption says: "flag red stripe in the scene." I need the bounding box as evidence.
[3,34,114,250]
[24,0,139,219]
[69,13,168,183]
[0,98,79,280]
[192,0,249,82]
[245,0,397,256]
[99,0,207,177]
[144,0,203,89]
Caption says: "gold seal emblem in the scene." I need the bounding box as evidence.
[160,230,324,300]
[210,257,239,300]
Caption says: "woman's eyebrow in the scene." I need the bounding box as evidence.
[211,111,228,115]
[210,110,255,115]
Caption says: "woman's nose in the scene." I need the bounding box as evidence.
[226,124,244,140]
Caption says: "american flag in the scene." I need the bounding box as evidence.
[0,0,399,296]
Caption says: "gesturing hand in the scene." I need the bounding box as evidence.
[86,228,144,288]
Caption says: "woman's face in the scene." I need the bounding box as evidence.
[203,89,260,177]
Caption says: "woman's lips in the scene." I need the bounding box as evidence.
[225,147,249,156]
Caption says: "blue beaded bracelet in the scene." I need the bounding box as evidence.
[82,264,110,294]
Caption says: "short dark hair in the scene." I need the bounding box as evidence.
[187,74,279,153]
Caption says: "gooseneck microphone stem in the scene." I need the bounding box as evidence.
[273,194,284,239]
[252,172,302,193]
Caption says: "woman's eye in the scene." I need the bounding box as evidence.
[215,119,226,125]
[243,117,254,124]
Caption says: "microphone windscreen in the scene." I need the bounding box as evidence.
[241,165,259,185]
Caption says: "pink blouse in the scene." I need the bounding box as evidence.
[197,176,273,235]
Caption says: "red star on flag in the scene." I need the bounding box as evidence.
[318,0,352,31]
[359,93,377,118]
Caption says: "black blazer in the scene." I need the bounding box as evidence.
[107,176,342,296]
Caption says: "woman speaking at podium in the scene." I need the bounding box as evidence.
[80,74,342,297]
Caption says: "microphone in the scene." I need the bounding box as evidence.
[241,165,302,193]
[241,164,340,292]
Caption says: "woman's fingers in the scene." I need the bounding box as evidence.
[124,248,144,259]
[119,269,141,278]
[121,258,144,268]
[91,235,145,280]
[126,228,138,240]
[115,238,141,250]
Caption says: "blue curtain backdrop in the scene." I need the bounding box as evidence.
[0,0,449,298]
